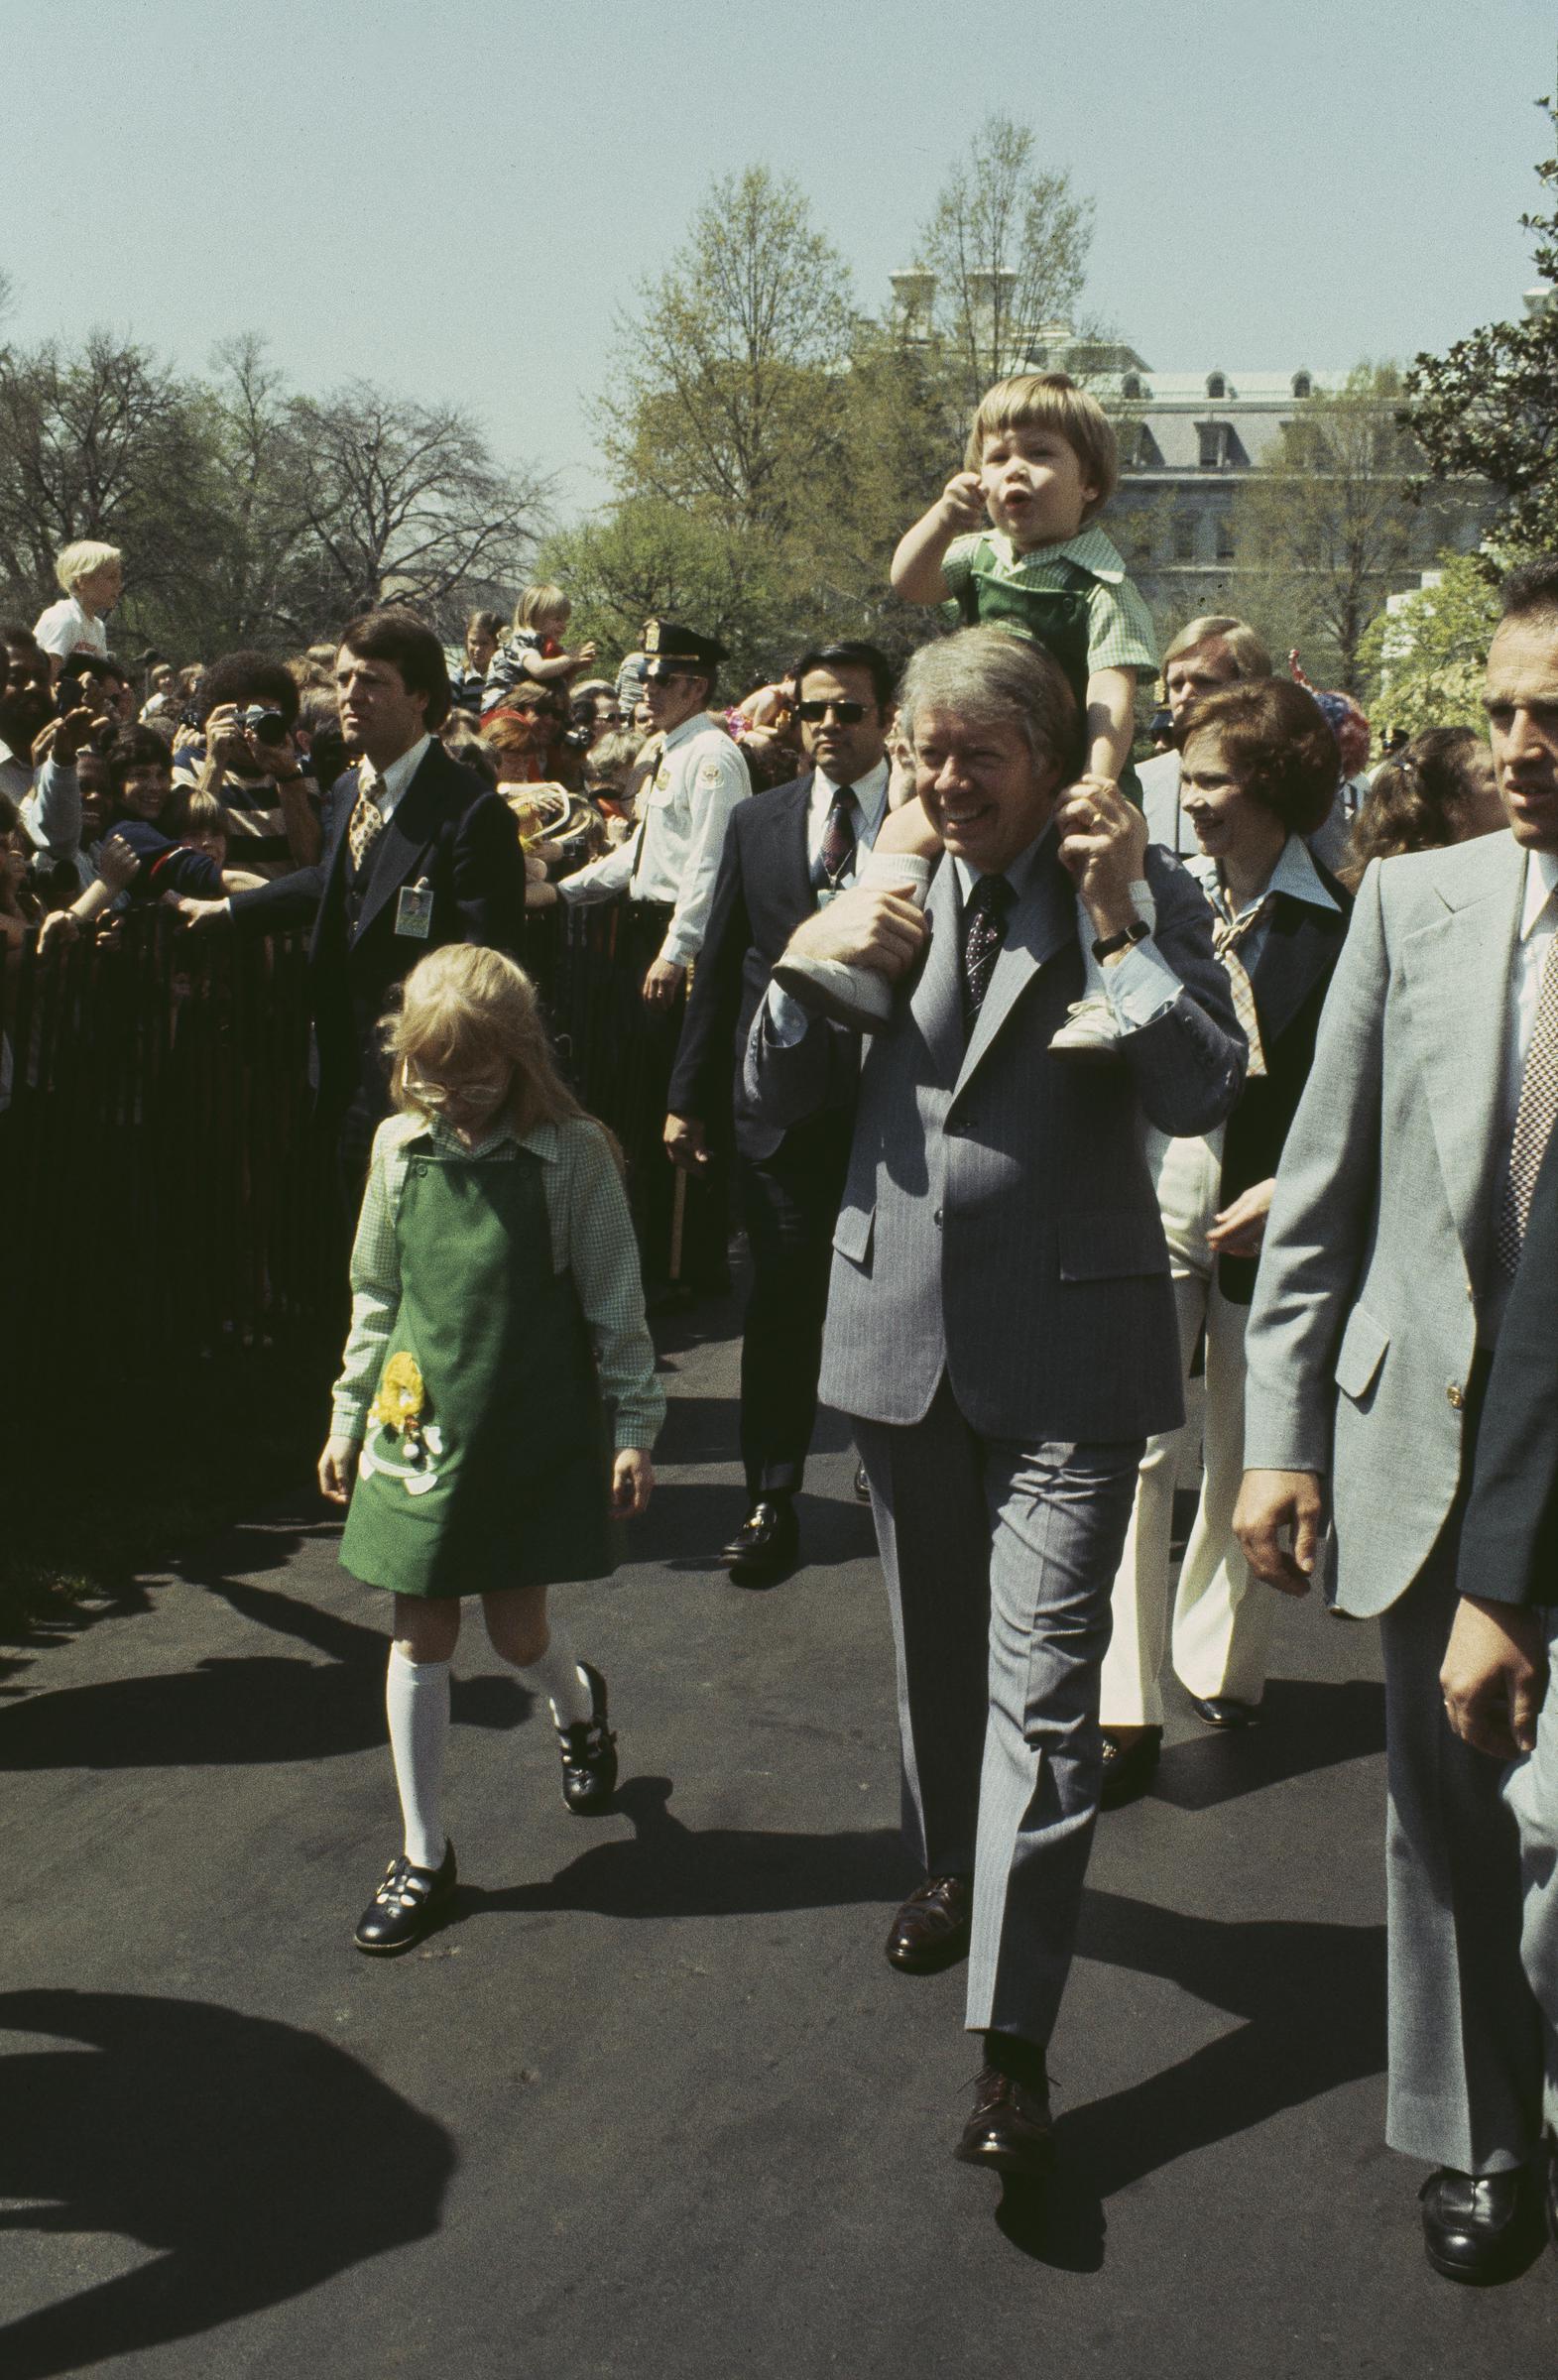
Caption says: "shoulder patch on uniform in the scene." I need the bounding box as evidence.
[697,759,725,785]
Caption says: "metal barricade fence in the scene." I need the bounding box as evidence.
[0,901,685,1405]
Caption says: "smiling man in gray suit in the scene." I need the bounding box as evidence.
[747,627,1245,2180]
[1237,558,1558,2284]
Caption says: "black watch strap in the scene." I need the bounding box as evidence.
[1091,917,1151,963]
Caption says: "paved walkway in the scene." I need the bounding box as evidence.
[2,1302,1554,2377]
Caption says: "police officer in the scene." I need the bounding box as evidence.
[558,620,748,1289]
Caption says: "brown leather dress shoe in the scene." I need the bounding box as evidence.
[885,1873,973,1971]
[954,2066,1055,2178]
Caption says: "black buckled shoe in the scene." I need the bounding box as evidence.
[953,2065,1056,2180]
[1419,2164,1542,2283]
[723,1496,799,1585]
[353,1841,457,1956]
[1100,1726,1162,1810]
[556,1661,618,1814]
[1188,1695,1261,1728]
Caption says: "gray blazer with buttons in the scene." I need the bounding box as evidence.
[1243,829,1527,1616]
[744,840,1246,1442]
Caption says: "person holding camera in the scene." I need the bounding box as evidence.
[179,653,323,879]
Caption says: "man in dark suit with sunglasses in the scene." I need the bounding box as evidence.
[666,643,896,1582]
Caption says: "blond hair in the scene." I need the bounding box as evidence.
[963,373,1117,521]
[515,583,570,633]
[56,538,122,596]
[383,943,618,1160]
[1161,614,1272,681]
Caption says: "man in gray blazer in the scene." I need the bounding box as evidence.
[747,627,1245,2180]
[1236,558,1558,2284]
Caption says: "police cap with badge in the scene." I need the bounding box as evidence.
[641,619,728,685]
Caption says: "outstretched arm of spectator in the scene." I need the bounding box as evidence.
[227,863,328,933]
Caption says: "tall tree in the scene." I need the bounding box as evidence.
[916,115,1094,411]
[599,166,856,538]
[282,381,548,637]
[1404,98,1558,559]
[1229,365,1465,692]
[1357,549,1502,733]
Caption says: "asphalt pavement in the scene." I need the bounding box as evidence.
[2,1296,1555,2379]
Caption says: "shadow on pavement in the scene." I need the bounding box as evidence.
[992,1886,1387,2270]
[1150,1676,1386,1811]
[0,1987,455,2379]
[459,1773,914,1921]
[0,1576,532,1769]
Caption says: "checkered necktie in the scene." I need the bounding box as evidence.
[347,774,386,875]
[1209,886,1274,1081]
[962,874,1015,1026]
[1496,923,1558,1277]
[816,784,857,890]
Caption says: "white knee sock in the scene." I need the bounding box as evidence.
[525,1627,592,1729]
[385,1645,450,1869]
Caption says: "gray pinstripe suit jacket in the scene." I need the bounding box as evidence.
[745,840,1246,1442]
[1244,828,1530,1616]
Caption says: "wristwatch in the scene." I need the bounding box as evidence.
[1091,917,1151,963]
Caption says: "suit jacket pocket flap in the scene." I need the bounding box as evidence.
[1334,1303,1389,1401]
[832,1203,875,1264]
[1057,1214,1170,1281]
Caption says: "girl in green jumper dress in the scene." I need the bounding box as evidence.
[318,944,665,1955]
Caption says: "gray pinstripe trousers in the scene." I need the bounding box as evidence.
[857,1376,1142,2046]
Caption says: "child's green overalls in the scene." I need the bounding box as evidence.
[953,541,1144,806]
[340,1134,613,1598]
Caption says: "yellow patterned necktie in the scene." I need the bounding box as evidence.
[347,774,386,874]
[1209,886,1274,1081]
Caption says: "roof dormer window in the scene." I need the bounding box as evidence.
[1291,370,1313,399]
[1206,371,1227,400]
[1122,372,1143,401]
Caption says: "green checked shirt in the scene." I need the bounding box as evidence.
[942,524,1157,678]
[332,1109,665,1452]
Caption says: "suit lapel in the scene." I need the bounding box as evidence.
[910,856,967,1088]
[774,773,816,925]
[354,749,444,942]
[1400,833,1525,1277]
[951,844,1075,1096]
[1253,893,1346,1051]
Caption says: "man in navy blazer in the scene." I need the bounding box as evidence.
[746,627,1245,2181]
[188,610,527,1198]
[665,643,896,1580]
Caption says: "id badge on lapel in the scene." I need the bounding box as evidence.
[395,880,434,941]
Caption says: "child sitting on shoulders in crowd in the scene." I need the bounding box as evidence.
[317,942,663,1958]
[482,584,598,716]
[777,373,1159,1054]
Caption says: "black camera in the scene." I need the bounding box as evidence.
[239,706,290,746]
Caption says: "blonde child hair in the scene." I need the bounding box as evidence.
[962,372,1119,522]
[383,943,619,1160]
[514,584,570,635]
[55,538,122,596]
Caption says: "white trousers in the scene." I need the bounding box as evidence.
[1099,1133,1275,1728]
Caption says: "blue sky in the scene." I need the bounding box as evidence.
[5,0,1555,522]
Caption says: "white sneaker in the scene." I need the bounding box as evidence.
[770,952,895,1031]
[1048,994,1124,1059]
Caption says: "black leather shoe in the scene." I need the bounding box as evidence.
[1100,1726,1162,1810]
[885,1873,973,1971]
[1188,1695,1262,1728]
[555,1661,618,1814]
[953,2066,1055,2179]
[1420,2165,1541,2282]
[353,1841,457,1956]
[723,1497,799,1583]
[853,1461,872,1504]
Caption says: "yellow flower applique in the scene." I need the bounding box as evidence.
[371,1353,427,1448]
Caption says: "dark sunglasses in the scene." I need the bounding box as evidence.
[643,666,693,688]
[796,699,867,724]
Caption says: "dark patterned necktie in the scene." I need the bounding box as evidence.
[962,873,1015,1026]
[1496,922,1558,1277]
[817,784,857,889]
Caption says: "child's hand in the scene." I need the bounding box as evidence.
[939,471,986,533]
[318,1435,361,1504]
[611,1449,655,1517]
[96,833,142,892]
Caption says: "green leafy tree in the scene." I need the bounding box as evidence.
[1357,548,1502,733]
[916,115,1094,411]
[1404,98,1558,559]
[599,166,855,540]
